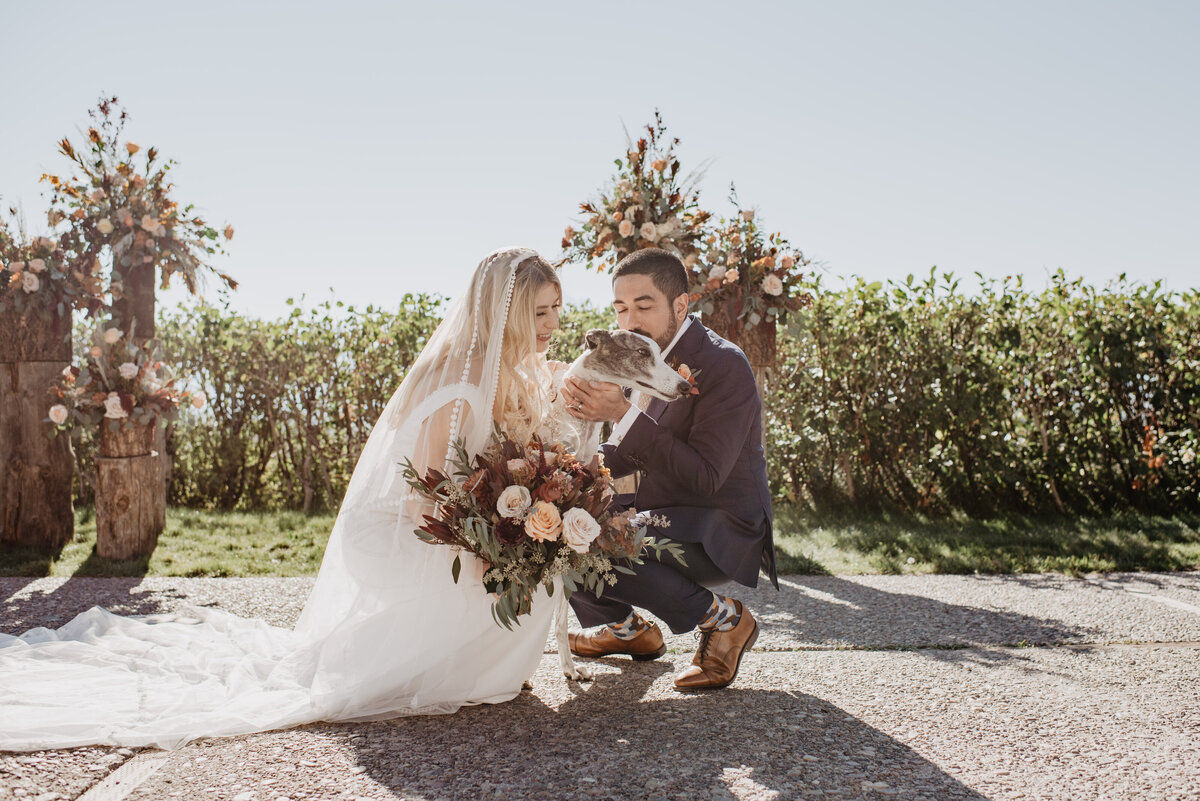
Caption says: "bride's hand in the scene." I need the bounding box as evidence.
[561,376,631,422]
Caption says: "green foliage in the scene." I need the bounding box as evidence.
[767,270,1200,516]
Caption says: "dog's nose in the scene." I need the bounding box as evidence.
[677,378,693,395]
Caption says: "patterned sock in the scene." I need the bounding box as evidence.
[608,611,652,641]
[697,594,741,632]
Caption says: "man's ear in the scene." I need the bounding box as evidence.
[584,328,613,350]
[673,293,690,323]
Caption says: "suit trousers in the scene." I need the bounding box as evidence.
[569,535,732,634]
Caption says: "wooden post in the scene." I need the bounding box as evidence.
[702,309,777,450]
[95,419,164,560]
[0,310,75,551]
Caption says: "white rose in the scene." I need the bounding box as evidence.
[103,392,128,419]
[191,391,207,409]
[48,404,69,425]
[21,273,40,293]
[708,265,727,281]
[97,219,115,235]
[761,274,784,296]
[640,222,658,241]
[6,261,23,274]
[118,362,139,379]
[656,220,675,239]
[496,485,532,519]
[104,328,123,344]
[28,259,47,274]
[561,508,602,554]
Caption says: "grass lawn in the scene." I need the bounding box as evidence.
[2,505,1198,578]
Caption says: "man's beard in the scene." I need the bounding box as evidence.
[630,314,680,352]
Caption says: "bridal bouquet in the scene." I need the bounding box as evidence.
[402,427,683,628]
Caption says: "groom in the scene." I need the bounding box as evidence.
[561,248,777,690]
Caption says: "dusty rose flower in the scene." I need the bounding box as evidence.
[724,269,740,283]
[610,211,623,223]
[781,255,795,270]
[726,251,740,267]
[35,237,56,251]
[104,328,123,344]
[224,225,235,240]
[618,180,632,194]
[28,259,47,274]
[118,362,139,380]
[563,226,575,238]
[141,214,159,232]
[89,346,103,358]
[125,142,141,155]
[8,261,24,274]
[640,222,658,241]
[562,508,602,554]
[497,485,533,519]
[48,405,69,425]
[191,391,207,409]
[97,219,115,235]
[90,189,106,202]
[683,253,698,268]
[651,159,667,171]
[740,210,755,222]
[21,273,40,293]
[762,274,784,296]
[618,219,635,238]
[507,458,530,477]
[708,265,727,281]
[524,501,562,542]
[131,175,146,189]
[103,392,128,419]
[71,209,86,220]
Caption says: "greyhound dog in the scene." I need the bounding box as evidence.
[545,328,693,682]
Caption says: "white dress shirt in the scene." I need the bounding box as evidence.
[606,317,693,446]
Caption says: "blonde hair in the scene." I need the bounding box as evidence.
[495,254,561,439]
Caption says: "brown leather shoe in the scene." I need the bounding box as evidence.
[568,623,666,661]
[673,601,758,690]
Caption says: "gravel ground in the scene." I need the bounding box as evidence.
[2,572,1198,800]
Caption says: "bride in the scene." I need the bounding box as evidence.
[0,247,566,752]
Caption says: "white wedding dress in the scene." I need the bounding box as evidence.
[0,248,555,752]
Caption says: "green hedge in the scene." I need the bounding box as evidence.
[68,273,1199,517]
[767,271,1200,515]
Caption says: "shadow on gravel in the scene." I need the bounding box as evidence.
[0,577,187,636]
[344,660,989,801]
[749,575,1097,654]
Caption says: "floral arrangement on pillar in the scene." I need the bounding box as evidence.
[562,111,709,273]
[687,188,813,390]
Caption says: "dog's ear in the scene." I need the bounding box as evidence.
[584,328,613,350]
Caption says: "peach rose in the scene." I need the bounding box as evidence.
[562,508,601,554]
[224,225,235,240]
[618,219,635,238]
[125,142,141,155]
[90,189,106,202]
[683,253,698,268]
[724,269,740,283]
[640,222,658,241]
[651,159,667,172]
[781,255,795,270]
[104,328,123,344]
[610,211,623,223]
[141,214,159,232]
[97,219,115,235]
[524,501,562,542]
[28,259,47,274]
[762,274,784,296]
[48,404,69,425]
[8,261,24,274]
[89,346,103,358]
[497,485,533,519]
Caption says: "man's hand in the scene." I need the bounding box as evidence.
[560,376,632,423]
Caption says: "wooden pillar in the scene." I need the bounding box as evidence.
[0,310,75,551]
[702,309,777,450]
[95,420,164,560]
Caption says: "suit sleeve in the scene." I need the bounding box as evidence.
[610,349,759,496]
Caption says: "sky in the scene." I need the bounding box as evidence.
[2,0,1197,319]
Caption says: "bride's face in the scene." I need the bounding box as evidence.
[534,283,562,353]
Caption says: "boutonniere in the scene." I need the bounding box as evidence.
[671,359,701,396]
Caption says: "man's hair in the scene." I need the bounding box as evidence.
[612,248,688,302]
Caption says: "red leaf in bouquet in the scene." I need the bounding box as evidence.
[419,515,459,545]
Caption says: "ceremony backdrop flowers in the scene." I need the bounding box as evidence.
[688,187,813,335]
[0,213,96,320]
[403,428,681,628]
[563,111,710,273]
[48,323,205,436]
[39,96,237,325]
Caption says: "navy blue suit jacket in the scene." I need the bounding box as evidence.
[601,316,778,589]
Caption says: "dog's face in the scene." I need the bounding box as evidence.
[577,328,693,401]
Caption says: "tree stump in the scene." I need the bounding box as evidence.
[95,420,164,560]
[701,311,778,397]
[0,310,74,551]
